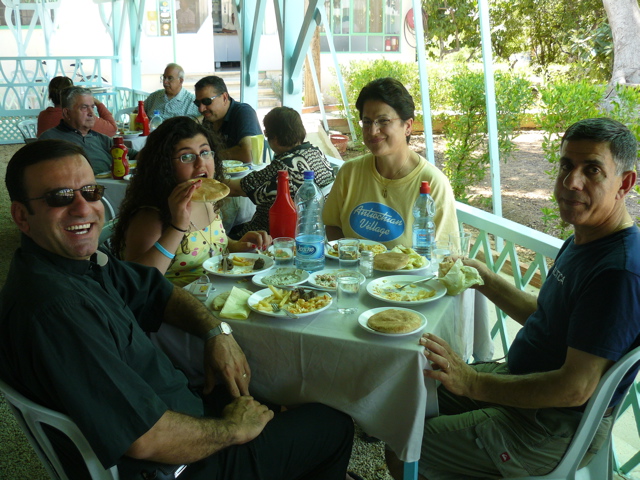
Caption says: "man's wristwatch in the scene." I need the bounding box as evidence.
[202,322,233,341]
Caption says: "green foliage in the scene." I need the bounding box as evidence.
[441,68,533,202]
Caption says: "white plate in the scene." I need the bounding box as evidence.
[226,166,251,177]
[203,253,274,277]
[366,275,446,305]
[307,269,366,291]
[122,132,142,139]
[373,257,430,273]
[223,160,244,168]
[248,288,333,318]
[324,239,387,260]
[358,307,428,336]
[252,268,309,287]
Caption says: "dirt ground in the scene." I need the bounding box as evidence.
[345,130,640,237]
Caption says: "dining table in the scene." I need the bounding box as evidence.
[152,258,492,479]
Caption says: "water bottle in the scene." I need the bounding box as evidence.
[294,171,325,272]
[149,110,163,132]
[412,181,436,261]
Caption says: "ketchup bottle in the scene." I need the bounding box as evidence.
[269,170,297,238]
[135,100,150,136]
[111,136,130,179]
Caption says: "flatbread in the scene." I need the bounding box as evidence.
[191,178,230,203]
[438,259,455,277]
[373,252,410,271]
[367,309,422,334]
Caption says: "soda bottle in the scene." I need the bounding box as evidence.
[135,100,150,136]
[294,171,325,272]
[269,170,297,238]
[150,110,163,132]
[412,181,435,261]
[111,136,130,179]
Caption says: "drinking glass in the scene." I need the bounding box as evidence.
[336,271,360,314]
[273,237,295,267]
[432,242,451,271]
[448,232,472,258]
[338,238,360,269]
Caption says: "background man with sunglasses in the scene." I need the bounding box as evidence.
[144,63,200,119]
[0,139,355,479]
[194,75,262,164]
[39,86,139,174]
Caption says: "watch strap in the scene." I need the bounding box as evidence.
[203,322,232,341]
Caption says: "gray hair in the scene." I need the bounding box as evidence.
[166,63,185,79]
[60,86,92,109]
[561,118,638,174]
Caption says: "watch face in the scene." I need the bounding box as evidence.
[221,322,232,334]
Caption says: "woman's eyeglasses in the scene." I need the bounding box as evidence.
[173,151,214,164]
[359,117,400,130]
[25,185,105,208]
[193,94,222,108]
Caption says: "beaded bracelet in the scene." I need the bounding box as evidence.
[154,241,175,259]
[170,223,188,233]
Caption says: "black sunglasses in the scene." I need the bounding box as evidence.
[193,93,222,108]
[25,184,105,208]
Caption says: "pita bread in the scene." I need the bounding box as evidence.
[373,252,410,271]
[367,309,422,333]
[191,178,230,203]
[438,259,455,277]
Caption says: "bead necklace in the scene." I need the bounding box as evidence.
[378,152,411,198]
[191,204,216,257]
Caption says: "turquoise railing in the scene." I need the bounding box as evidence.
[0,56,147,144]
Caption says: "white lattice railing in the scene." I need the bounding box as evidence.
[456,201,639,475]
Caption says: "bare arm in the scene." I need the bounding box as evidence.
[462,257,538,325]
[122,181,200,273]
[219,137,254,164]
[163,286,250,397]
[126,396,273,464]
[93,99,118,136]
[422,333,613,409]
[224,178,246,197]
[325,225,344,242]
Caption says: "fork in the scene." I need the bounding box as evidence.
[270,302,298,319]
[396,274,437,291]
[220,246,230,272]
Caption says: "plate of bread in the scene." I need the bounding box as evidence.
[372,245,429,272]
[366,275,446,305]
[358,307,427,336]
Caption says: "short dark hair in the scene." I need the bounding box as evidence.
[562,118,638,174]
[60,86,92,109]
[355,77,414,144]
[48,76,73,106]
[6,140,88,208]
[263,107,306,148]
[194,76,228,95]
[111,117,224,256]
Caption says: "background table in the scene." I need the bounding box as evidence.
[153,266,491,463]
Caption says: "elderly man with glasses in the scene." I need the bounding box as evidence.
[144,63,200,119]
[39,86,139,174]
[194,75,262,164]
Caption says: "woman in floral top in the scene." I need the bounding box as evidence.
[225,106,335,239]
[112,116,271,286]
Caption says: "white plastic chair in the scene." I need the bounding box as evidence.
[0,377,119,480]
[17,118,38,143]
[114,106,135,125]
[512,345,640,480]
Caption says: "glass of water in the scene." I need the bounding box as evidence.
[432,242,451,272]
[338,238,360,269]
[273,237,295,267]
[449,231,472,258]
[336,271,360,314]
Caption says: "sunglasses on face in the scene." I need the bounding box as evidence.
[173,150,214,164]
[193,93,222,108]
[26,184,105,208]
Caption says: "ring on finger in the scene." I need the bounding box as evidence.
[242,373,247,378]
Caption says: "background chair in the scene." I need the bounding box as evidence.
[0,377,119,480]
[17,119,38,143]
[512,345,640,480]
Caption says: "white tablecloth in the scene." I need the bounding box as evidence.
[153,269,492,463]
